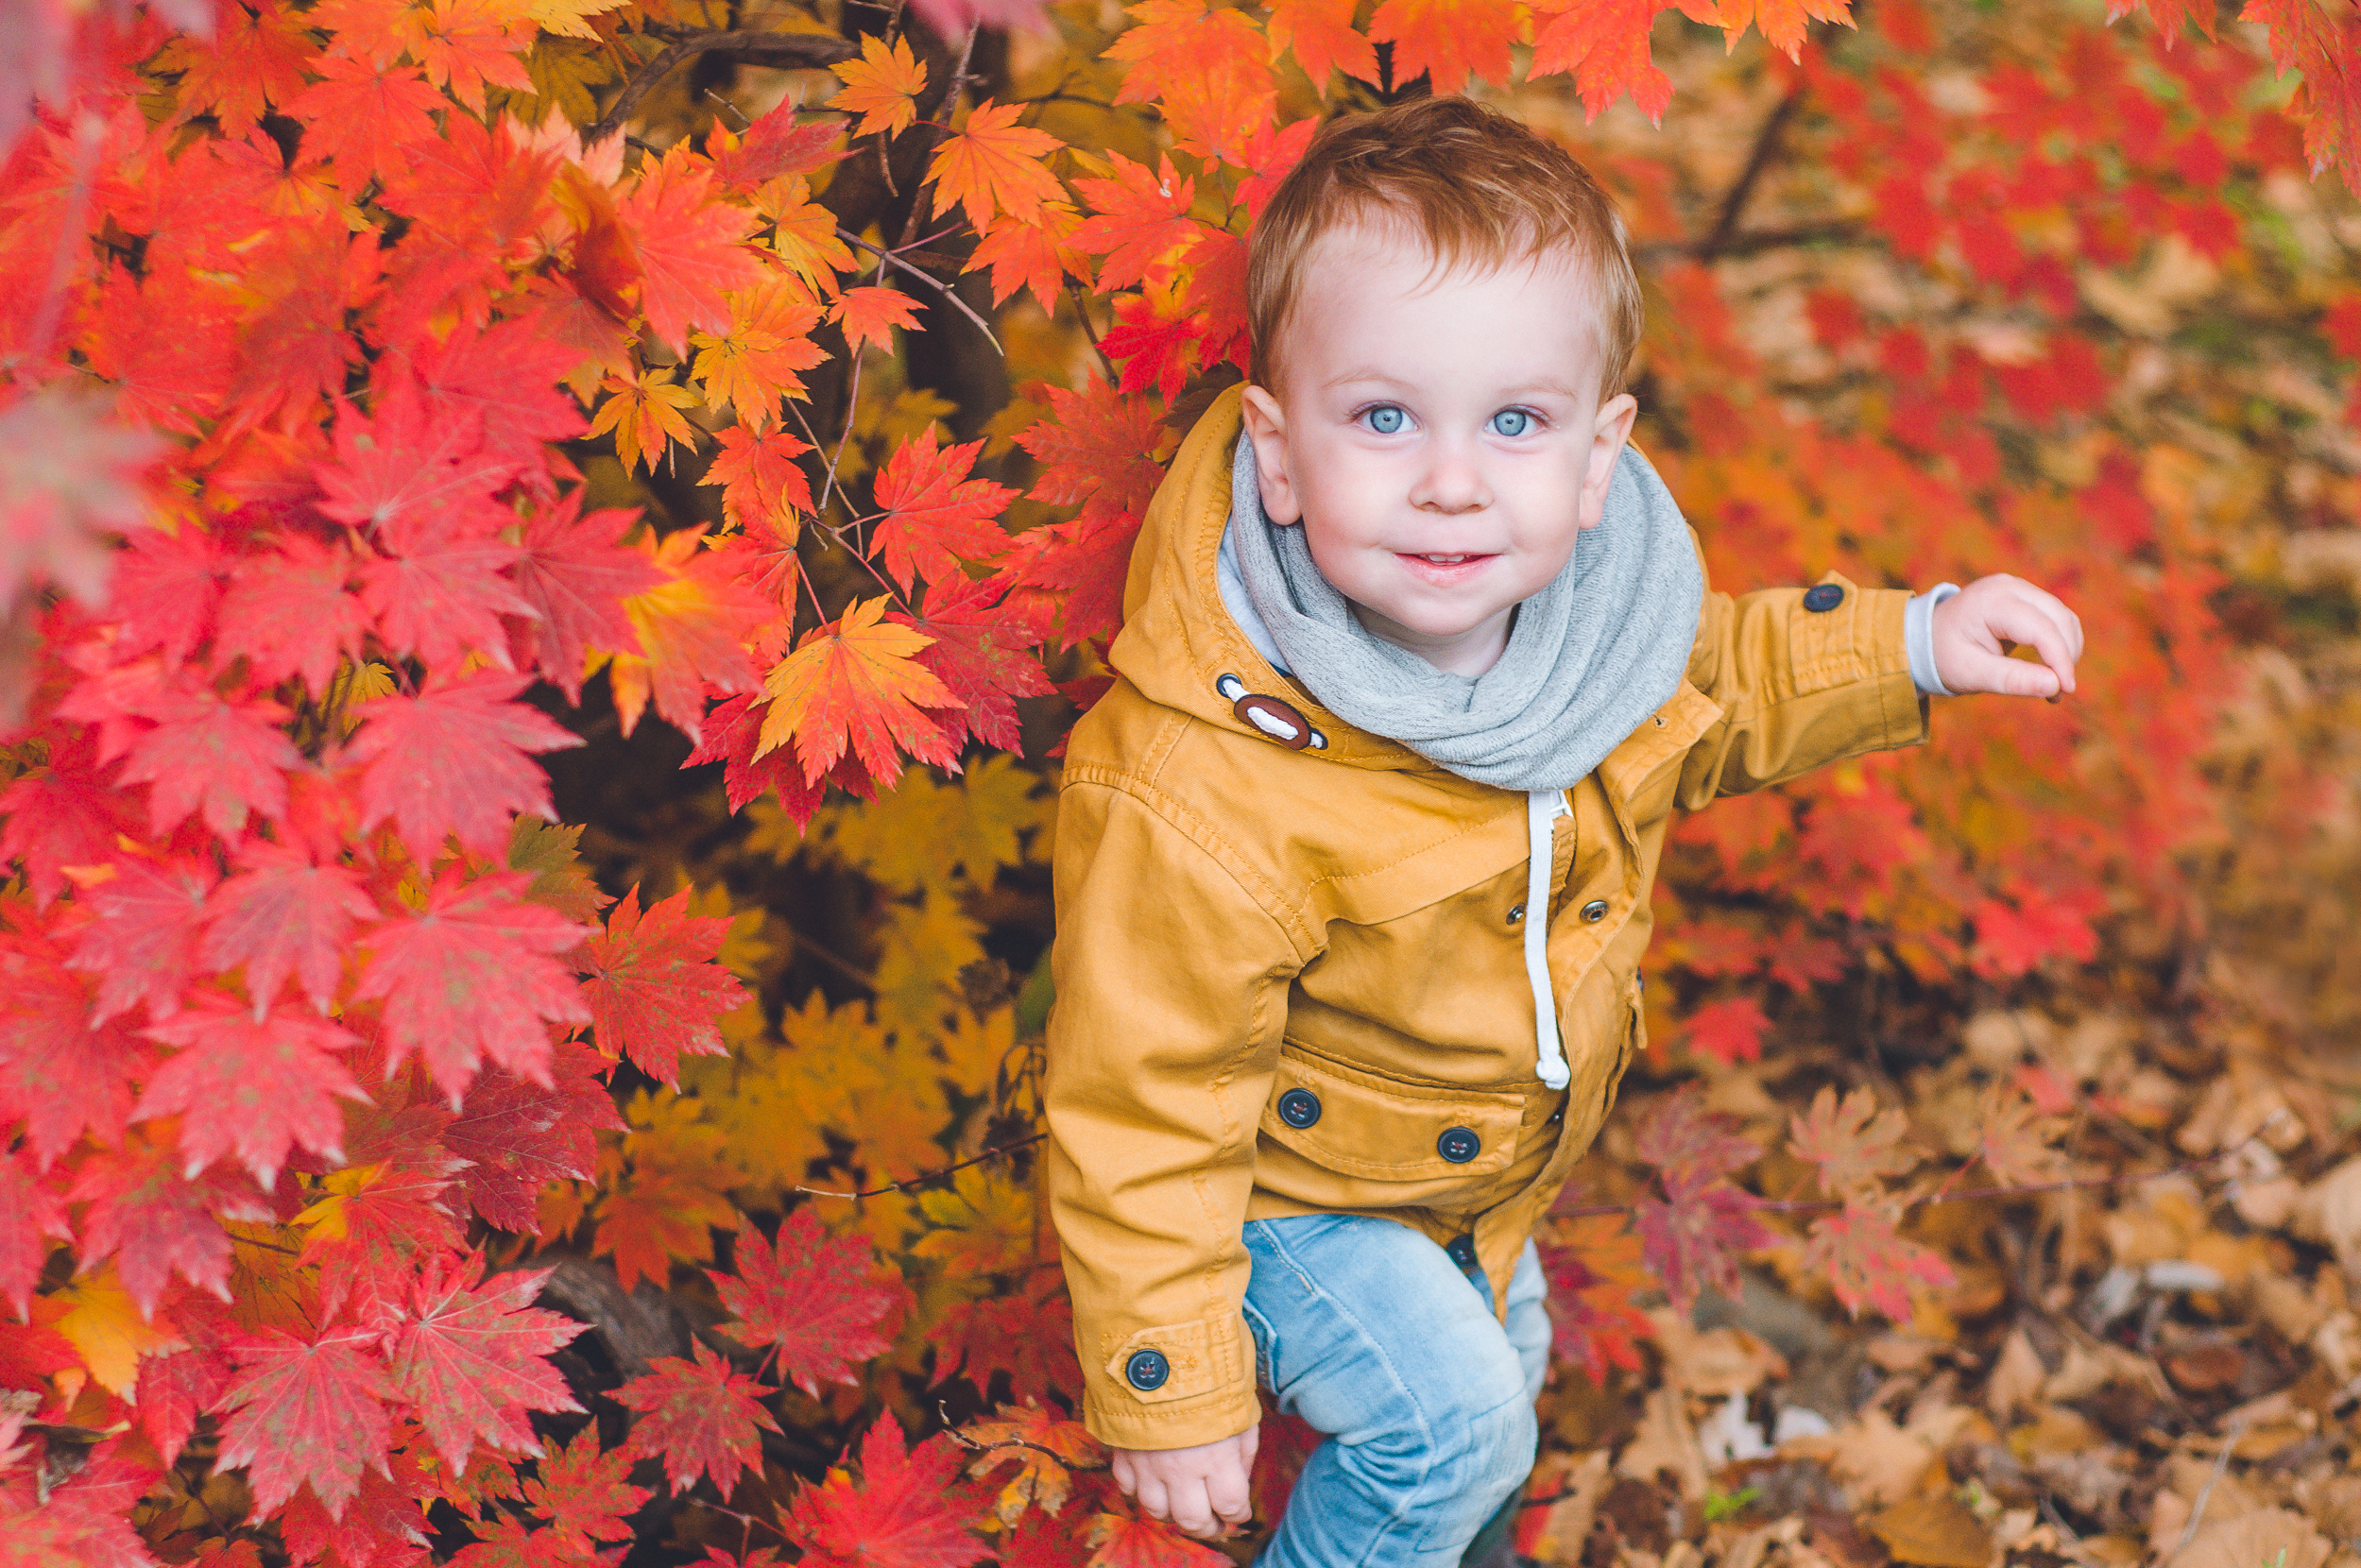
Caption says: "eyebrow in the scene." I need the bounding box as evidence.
[1320,371,1590,400]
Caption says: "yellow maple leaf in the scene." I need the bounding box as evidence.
[587,368,703,474]
[827,32,929,140]
[926,100,1067,230]
[52,1270,186,1399]
[691,278,827,429]
[525,0,629,39]
[873,893,987,1039]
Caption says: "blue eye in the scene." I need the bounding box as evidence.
[1365,405,1405,435]
[1489,409,1532,436]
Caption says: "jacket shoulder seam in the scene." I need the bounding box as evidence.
[1057,768,1316,956]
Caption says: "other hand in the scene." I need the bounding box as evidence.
[1929,574,2083,699]
[1109,1427,1259,1540]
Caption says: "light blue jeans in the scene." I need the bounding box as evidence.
[1241,1215,1549,1568]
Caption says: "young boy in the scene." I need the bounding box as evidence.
[1044,97,2082,1565]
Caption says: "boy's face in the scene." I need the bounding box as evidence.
[1239,222,1638,677]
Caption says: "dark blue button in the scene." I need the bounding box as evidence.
[1125,1349,1170,1390]
[1803,583,1844,612]
[1437,1126,1480,1164]
[1446,1234,1478,1269]
[1276,1088,1322,1129]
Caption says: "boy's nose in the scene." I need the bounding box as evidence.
[1410,447,1490,513]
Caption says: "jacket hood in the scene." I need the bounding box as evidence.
[1109,383,1433,775]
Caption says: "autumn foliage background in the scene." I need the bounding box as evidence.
[3,0,2361,1561]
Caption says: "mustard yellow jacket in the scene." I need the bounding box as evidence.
[1045,386,1929,1450]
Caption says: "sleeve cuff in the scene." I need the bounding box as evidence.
[1906,583,1961,697]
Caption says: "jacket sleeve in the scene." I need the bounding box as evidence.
[1675,562,1929,805]
[1044,777,1304,1450]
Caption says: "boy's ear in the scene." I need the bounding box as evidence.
[1576,392,1640,532]
[1239,385,1303,525]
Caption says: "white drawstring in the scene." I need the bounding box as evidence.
[1525,789,1572,1090]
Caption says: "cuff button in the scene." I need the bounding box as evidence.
[1803,583,1844,612]
[1125,1348,1171,1391]
[1276,1088,1322,1129]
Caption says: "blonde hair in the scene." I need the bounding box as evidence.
[1246,97,1643,401]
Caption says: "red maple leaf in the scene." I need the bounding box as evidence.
[286,56,446,192]
[833,284,924,355]
[708,104,846,193]
[1096,294,1204,401]
[610,1341,779,1498]
[1627,1088,1771,1313]
[993,508,1140,649]
[681,690,839,822]
[869,430,1018,589]
[65,852,216,1024]
[0,1147,69,1317]
[356,865,592,1100]
[402,317,589,474]
[107,524,231,667]
[343,673,585,864]
[0,932,149,1166]
[783,1410,988,1568]
[385,1253,587,1471]
[1787,1084,1918,1199]
[18,1440,165,1568]
[615,149,769,356]
[1266,0,1379,84]
[929,1268,1080,1401]
[1016,379,1170,529]
[518,1426,649,1554]
[200,842,379,1014]
[440,1043,624,1233]
[506,491,662,702]
[576,885,746,1085]
[1084,1512,1227,1568]
[275,1433,436,1568]
[315,382,520,549]
[1797,1202,1955,1321]
[757,595,961,787]
[1680,995,1770,1065]
[63,663,299,839]
[213,1325,397,1517]
[1069,154,1198,293]
[213,536,369,696]
[138,992,367,1185]
[69,1137,272,1317]
[301,1141,470,1326]
[710,1212,898,1396]
[1367,0,1524,90]
[360,516,537,672]
[1536,1212,1652,1383]
[139,1343,231,1466]
[898,575,1056,755]
[0,730,139,908]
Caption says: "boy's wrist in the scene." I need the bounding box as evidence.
[1906,583,1962,697]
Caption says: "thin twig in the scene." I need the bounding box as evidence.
[795,1132,1048,1199]
[939,1406,1113,1471]
[816,351,864,515]
[1067,283,1120,384]
[836,227,1004,352]
[586,29,859,145]
[894,26,977,248]
[2167,1416,2249,1560]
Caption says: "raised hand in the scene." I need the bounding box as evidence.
[1929,574,2085,699]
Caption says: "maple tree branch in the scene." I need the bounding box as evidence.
[835,227,1004,353]
[793,1131,1047,1199]
[895,26,978,249]
[585,29,861,146]
[1698,86,1804,261]
[1067,283,1121,385]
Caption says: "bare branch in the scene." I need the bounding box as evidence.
[794,1132,1048,1200]
[836,227,1003,353]
[586,29,860,146]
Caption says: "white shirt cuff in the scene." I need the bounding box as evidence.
[1906,583,1961,697]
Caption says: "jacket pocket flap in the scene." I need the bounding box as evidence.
[1258,1048,1524,1181]
[1100,1315,1245,1406]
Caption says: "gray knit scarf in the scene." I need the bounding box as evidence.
[1221,431,1704,793]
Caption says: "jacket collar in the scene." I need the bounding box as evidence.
[1110,384,1435,775]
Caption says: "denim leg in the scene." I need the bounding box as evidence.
[1498,1240,1551,1406]
[1243,1216,1540,1568]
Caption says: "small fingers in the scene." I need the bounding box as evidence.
[1207,1459,1255,1530]
[1985,592,2078,697]
[1166,1476,1220,1539]
[1131,1474,1170,1525]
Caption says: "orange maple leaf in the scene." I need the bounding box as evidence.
[869,429,1018,589]
[1106,0,1277,162]
[1711,0,1854,60]
[1266,0,1380,87]
[1530,0,1683,123]
[832,285,924,356]
[927,100,1067,230]
[965,1401,1104,1526]
[1069,153,1201,294]
[754,596,958,786]
[827,31,929,141]
[1368,0,1526,93]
